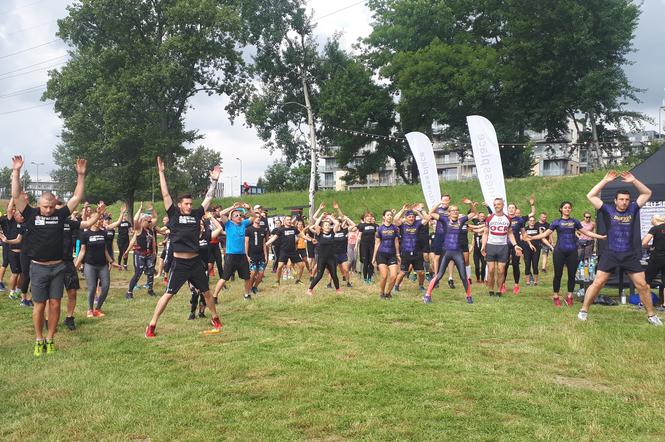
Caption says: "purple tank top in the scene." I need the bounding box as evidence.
[549,218,582,252]
[600,202,639,253]
[400,220,422,253]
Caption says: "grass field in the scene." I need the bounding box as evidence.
[1,256,665,441]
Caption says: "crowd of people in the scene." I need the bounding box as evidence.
[2,156,665,356]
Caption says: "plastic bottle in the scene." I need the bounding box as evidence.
[577,261,584,281]
[621,289,626,305]
[583,259,589,282]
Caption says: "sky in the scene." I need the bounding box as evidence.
[0,0,663,192]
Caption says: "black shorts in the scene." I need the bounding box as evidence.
[597,251,643,274]
[221,254,250,280]
[208,243,221,263]
[431,234,444,256]
[166,257,210,295]
[306,242,315,258]
[400,252,424,272]
[279,251,302,264]
[8,250,21,274]
[298,249,307,259]
[2,244,8,268]
[63,260,80,291]
[376,251,398,266]
[336,252,348,263]
[419,240,431,254]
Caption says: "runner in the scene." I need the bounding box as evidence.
[643,214,665,310]
[266,215,306,286]
[357,212,377,284]
[429,195,451,288]
[372,210,400,299]
[11,155,86,356]
[427,200,477,304]
[306,213,342,295]
[103,206,125,268]
[504,196,535,295]
[2,198,25,303]
[245,212,268,295]
[145,157,223,337]
[188,211,223,320]
[270,218,283,273]
[527,202,605,307]
[578,171,661,325]
[123,214,157,299]
[577,211,596,261]
[206,208,224,278]
[393,204,430,294]
[212,202,254,301]
[481,198,523,298]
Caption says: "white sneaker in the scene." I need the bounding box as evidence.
[647,315,663,326]
[577,310,588,321]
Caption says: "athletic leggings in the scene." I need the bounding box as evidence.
[20,250,31,294]
[85,264,110,310]
[128,254,155,292]
[523,246,541,277]
[505,245,521,284]
[427,250,468,295]
[473,239,486,280]
[117,240,129,267]
[553,248,578,293]
[359,242,375,280]
[310,255,339,290]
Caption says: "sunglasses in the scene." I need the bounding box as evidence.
[232,213,241,218]
[584,216,591,218]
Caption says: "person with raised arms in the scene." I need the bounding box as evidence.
[265,215,306,286]
[245,212,269,295]
[526,201,605,307]
[481,198,523,298]
[356,211,378,284]
[11,155,86,356]
[578,171,662,326]
[306,213,342,295]
[188,211,224,320]
[393,203,431,294]
[503,196,535,295]
[330,202,357,288]
[116,208,133,271]
[145,157,223,338]
[372,210,401,299]
[427,199,477,304]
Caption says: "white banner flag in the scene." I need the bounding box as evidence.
[406,131,441,211]
[466,115,507,205]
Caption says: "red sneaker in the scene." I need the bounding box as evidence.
[211,317,222,330]
[93,309,105,317]
[336,289,342,294]
[499,283,506,294]
[465,282,471,296]
[306,288,313,296]
[565,295,574,307]
[513,284,520,295]
[553,297,562,308]
[145,324,156,338]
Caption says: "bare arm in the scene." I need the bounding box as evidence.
[201,165,221,210]
[74,245,86,268]
[621,172,652,208]
[10,156,26,213]
[156,157,173,211]
[67,159,87,212]
[587,170,617,210]
[3,233,23,245]
[642,233,654,249]
[80,203,105,229]
[577,229,606,240]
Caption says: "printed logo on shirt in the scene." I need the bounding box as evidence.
[178,215,197,224]
[88,234,106,242]
[34,216,60,226]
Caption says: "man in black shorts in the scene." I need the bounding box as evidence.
[245,212,268,295]
[266,215,305,285]
[146,157,223,337]
[12,155,86,356]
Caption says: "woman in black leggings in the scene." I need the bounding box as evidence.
[522,215,553,286]
[306,214,341,295]
[527,201,605,308]
[471,212,486,282]
[357,213,377,283]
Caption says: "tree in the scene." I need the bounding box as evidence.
[260,161,310,193]
[180,146,223,198]
[44,0,301,215]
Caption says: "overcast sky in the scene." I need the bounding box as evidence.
[0,0,663,189]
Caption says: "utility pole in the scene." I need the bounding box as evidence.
[302,76,317,219]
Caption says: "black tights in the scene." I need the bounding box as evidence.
[504,245,521,284]
[360,243,374,280]
[473,242,486,280]
[310,256,339,290]
[553,248,578,293]
[523,247,541,276]
[117,240,129,267]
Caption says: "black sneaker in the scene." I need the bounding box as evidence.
[380,293,387,299]
[251,287,257,294]
[64,316,76,331]
[244,294,252,301]
[125,292,134,300]
[346,282,352,288]
[295,279,303,285]
[489,291,495,297]
[147,289,156,297]
[198,311,206,318]
[188,312,196,320]
[213,296,219,304]
[326,282,333,289]
[448,279,455,289]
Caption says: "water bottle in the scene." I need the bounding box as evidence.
[583,259,589,282]
[589,259,595,280]
[577,261,584,280]
[621,289,626,305]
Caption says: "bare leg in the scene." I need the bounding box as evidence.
[629,272,656,317]
[276,262,285,284]
[581,271,610,312]
[378,264,388,294]
[33,301,46,340]
[149,293,174,326]
[296,262,305,281]
[66,289,77,317]
[385,265,399,294]
[486,261,497,292]
[496,263,507,293]
[46,299,61,340]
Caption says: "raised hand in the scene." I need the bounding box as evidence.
[11,155,23,171]
[461,197,472,205]
[333,201,339,210]
[210,165,221,181]
[97,201,106,214]
[318,202,325,210]
[603,170,618,182]
[156,156,165,173]
[620,171,636,183]
[75,159,87,175]
[529,193,535,206]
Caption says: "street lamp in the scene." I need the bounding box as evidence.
[236,157,243,195]
[30,161,44,196]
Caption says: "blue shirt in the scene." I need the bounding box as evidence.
[225,219,251,254]
[600,202,639,253]
[400,220,422,253]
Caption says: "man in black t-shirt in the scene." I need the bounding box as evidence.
[245,213,268,294]
[266,215,306,285]
[11,155,87,356]
[145,156,223,338]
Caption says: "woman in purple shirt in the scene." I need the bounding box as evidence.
[372,210,400,300]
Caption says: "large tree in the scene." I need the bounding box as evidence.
[44,0,301,213]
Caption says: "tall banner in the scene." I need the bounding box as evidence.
[466,115,507,204]
[405,132,441,210]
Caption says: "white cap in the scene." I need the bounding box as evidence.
[253,204,262,210]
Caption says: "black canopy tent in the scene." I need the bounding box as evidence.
[596,145,665,295]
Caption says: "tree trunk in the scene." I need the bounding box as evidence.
[127,189,135,221]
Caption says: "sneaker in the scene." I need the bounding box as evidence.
[565,295,574,307]
[346,282,352,288]
[143,283,150,289]
[145,324,156,338]
[20,299,31,307]
[647,315,663,326]
[513,284,520,295]
[0,282,5,291]
[188,312,196,320]
[198,311,206,318]
[64,316,76,331]
[488,291,495,297]
[423,295,432,304]
[86,309,94,318]
[379,293,387,300]
[295,279,303,285]
[27,300,34,307]
[34,340,45,357]
[211,317,222,330]
[419,286,425,294]
[93,310,105,317]
[45,339,55,354]
[466,296,473,304]
[499,283,506,294]
[125,292,134,300]
[385,292,392,299]
[147,290,156,297]
[577,310,588,321]
[8,291,19,300]
[244,294,252,301]
[306,288,313,296]
[553,297,562,308]
[393,284,400,292]
[656,305,665,312]
[465,283,471,297]
[448,279,455,289]
[326,282,332,289]
[251,287,257,294]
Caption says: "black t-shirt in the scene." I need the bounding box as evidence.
[270,227,282,247]
[21,205,71,261]
[246,225,266,258]
[118,221,131,242]
[649,224,665,255]
[277,226,299,254]
[524,225,541,249]
[6,219,25,251]
[166,205,205,254]
[198,229,212,264]
[134,229,155,255]
[0,215,9,240]
[334,228,349,254]
[105,229,115,254]
[80,229,109,266]
[259,216,270,235]
[357,223,378,244]
[316,232,337,257]
[62,219,81,261]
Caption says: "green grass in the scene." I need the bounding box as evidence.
[1,260,665,441]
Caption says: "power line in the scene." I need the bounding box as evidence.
[0,54,67,76]
[313,1,366,22]
[0,83,46,99]
[0,39,59,60]
[0,102,50,116]
[0,61,66,81]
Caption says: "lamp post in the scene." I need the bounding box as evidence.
[30,161,44,196]
[236,157,243,195]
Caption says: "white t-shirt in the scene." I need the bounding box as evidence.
[485,214,512,245]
